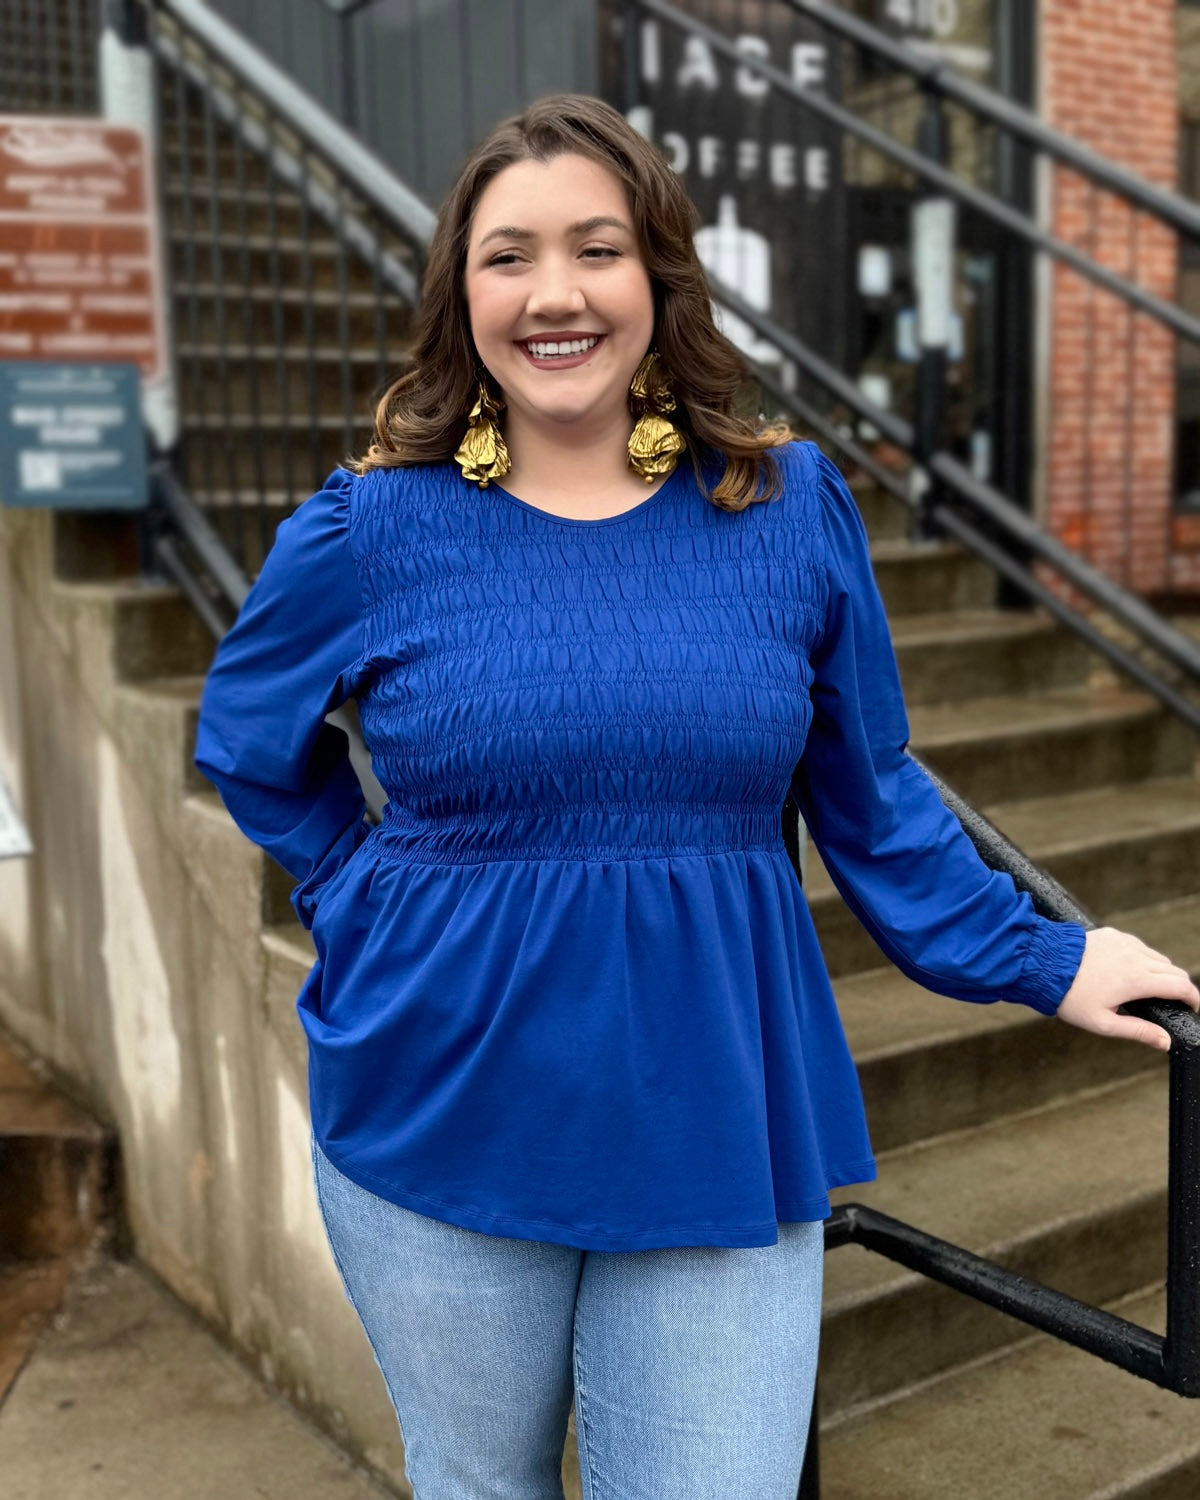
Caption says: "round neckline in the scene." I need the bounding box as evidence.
[487,460,686,529]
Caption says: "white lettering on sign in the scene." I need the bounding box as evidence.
[640,23,829,99]
[885,0,960,35]
[697,137,724,177]
[805,147,830,192]
[736,36,771,101]
[678,35,720,92]
[770,144,797,190]
[640,18,661,83]
[791,43,826,90]
[633,24,832,197]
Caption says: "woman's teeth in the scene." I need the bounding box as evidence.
[525,336,600,359]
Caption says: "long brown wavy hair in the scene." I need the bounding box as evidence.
[345,92,797,510]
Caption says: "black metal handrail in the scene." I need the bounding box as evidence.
[790,0,1200,239]
[635,0,1200,341]
[157,0,435,254]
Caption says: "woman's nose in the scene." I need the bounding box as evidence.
[525,271,587,314]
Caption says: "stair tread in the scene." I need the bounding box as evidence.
[908,683,1166,746]
[836,965,1041,1059]
[985,774,1200,855]
[803,775,1200,904]
[887,608,1062,646]
[0,1083,107,1139]
[818,1286,1200,1498]
[834,891,1200,1062]
[824,1071,1166,1307]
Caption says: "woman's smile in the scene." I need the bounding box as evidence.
[514,333,607,369]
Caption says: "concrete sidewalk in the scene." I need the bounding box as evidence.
[0,1246,400,1499]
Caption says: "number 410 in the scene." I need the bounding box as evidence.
[885,0,960,37]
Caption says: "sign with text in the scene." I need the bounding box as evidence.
[0,362,147,509]
[602,2,851,387]
[0,116,169,380]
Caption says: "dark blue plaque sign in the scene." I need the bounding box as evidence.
[0,362,147,510]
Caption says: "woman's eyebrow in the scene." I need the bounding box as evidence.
[477,215,631,248]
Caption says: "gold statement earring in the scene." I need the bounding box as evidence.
[627,349,685,483]
[453,368,511,487]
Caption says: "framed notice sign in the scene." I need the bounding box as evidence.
[0,769,31,860]
[0,361,147,509]
[0,115,169,380]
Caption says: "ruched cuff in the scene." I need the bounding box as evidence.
[1013,919,1088,1016]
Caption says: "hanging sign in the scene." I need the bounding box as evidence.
[0,115,169,380]
[609,3,850,383]
[0,361,147,509]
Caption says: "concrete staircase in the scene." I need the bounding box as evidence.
[0,1029,114,1408]
[9,86,1193,1493]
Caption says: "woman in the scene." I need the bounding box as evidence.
[193,93,1198,1500]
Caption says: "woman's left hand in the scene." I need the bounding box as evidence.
[1055,926,1200,1051]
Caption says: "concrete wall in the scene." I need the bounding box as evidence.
[0,505,416,1491]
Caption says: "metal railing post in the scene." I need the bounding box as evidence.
[1164,1019,1200,1395]
[796,1373,820,1498]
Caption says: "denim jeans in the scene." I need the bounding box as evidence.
[311,1135,824,1499]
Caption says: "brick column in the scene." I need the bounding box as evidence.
[1040,0,1179,598]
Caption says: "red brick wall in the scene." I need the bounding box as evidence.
[1041,0,1181,596]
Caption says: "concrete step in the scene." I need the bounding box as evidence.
[891,608,1093,705]
[818,1284,1200,1498]
[0,1039,113,1263]
[43,578,214,687]
[51,510,142,583]
[820,1070,1169,1421]
[849,482,912,542]
[870,538,995,615]
[990,775,1200,923]
[807,774,1200,979]
[841,888,1200,1154]
[908,686,1196,806]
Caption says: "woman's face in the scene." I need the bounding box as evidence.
[463,154,656,435]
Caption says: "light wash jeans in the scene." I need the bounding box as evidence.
[311,1135,824,1500]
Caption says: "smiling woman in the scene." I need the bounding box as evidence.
[193,90,1199,1500]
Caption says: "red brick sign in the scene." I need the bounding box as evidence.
[0,116,168,383]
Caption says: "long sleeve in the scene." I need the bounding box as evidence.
[789,447,1086,1016]
[193,467,370,930]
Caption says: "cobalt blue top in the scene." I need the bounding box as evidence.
[193,437,1087,1251]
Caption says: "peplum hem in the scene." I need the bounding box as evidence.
[299,842,878,1249]
[313,1133,874,1250]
